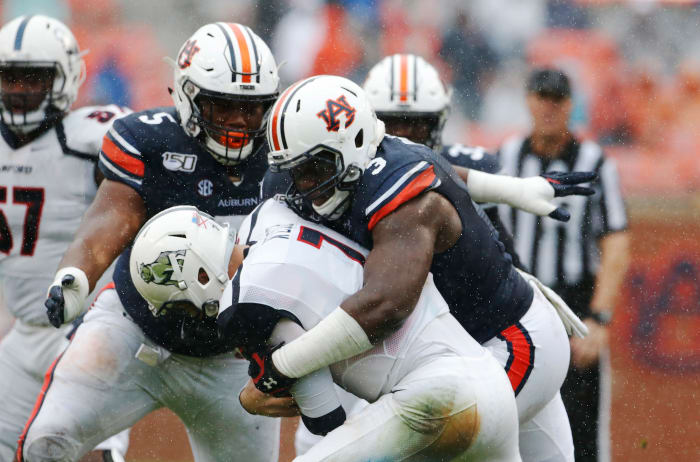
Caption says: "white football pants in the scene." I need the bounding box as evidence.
[17,287,280,462]
[0,275,128,461]
[295,314,521,462]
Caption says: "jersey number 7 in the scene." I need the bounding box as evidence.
[0,186,45,256]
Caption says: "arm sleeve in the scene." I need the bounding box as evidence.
[270,319,345,435]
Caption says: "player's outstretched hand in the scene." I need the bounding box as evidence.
[248,343,297,397]
[540,171,597,222]
[45,267,89,328]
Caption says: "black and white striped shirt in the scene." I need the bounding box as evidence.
[497,136,627,293]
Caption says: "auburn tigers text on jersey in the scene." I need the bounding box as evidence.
[99,106,269,356]
[0,105,129,323]
[335,135,533,343]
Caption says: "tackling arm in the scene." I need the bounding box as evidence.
[270,192,460,379]
[45,180,146,327]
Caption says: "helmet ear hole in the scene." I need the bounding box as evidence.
[354,129,364,148]
[198,267,210,285]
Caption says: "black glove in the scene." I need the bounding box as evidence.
[541,171,596,197]
[540,171,597,222]
[45,275,72,328]
[248,343,297,397]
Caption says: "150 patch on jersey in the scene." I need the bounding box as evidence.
[162,152,197,172]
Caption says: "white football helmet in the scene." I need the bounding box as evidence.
[0,15,86,132]
[267,75,385,221]
[363,54,450,150]
[171,22,279,165]
[130,206,236,318]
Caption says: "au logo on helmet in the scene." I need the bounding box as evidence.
[317,95,356,132]
[178,39,200,69]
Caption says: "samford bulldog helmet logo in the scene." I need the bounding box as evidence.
[317,95,356,132]
[139,250,186,286]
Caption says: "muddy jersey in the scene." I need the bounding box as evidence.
[0,105,129,323]
[336,136,532,343]
[221,197,452,401]
[99,106,268,356]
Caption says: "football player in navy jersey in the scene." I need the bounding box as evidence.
[18,24,283,462]
[255,75,595,462]
[363,53,523,268]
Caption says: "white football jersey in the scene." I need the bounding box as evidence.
[0,105,129,319]
[231,197,453,402]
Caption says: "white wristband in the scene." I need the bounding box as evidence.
[272,307,372,379]
[50,267,90,323]
[466,170,556,216]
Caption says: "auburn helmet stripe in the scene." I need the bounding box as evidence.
[269,77,318,151]
[227,23,254,83]
[214,22,237,80]
[242,25,261,83]
[399,54,408,102]
[13,15,33,50]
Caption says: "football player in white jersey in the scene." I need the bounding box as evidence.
[0,15,131,462]
[132,203,521,461]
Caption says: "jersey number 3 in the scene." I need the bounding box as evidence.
[0,186,45,256]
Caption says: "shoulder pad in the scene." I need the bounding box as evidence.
[360,136,441,229]
[440,144,501,174]
[59,105,132,159]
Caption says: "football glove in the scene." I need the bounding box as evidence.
[540,171,597,221]
[45,267,89,328]
[248,343,297,397]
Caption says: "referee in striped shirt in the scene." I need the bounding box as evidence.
[498,68,630,462]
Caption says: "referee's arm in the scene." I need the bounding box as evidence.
[572,157,630,368]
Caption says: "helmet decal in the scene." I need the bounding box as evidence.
[269,76,318,151]
[13,15,33,50]
[317,95,356,132]
[214,22,260,83]
[138,250,186,286]
[177,39,200,69]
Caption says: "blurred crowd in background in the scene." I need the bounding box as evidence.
[3,0,700,196]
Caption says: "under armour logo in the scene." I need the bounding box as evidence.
[178,39,200,69]
[317,95,356,132]
[263,377,278,390]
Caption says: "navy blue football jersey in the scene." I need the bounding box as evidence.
[336,136,533,343]
[99,107,268,356]
[439,143,501,174]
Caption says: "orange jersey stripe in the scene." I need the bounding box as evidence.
[500,324,534,394]
[15,352,65,462]
[102,137,145,177]
[368,166,436,230]
[228,23,252,83]
[399,54,408,102]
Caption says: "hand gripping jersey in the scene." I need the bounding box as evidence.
[98,107,268,356]
[225,198,455,402]
[334,136,533,343]
[0,105,128,323]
